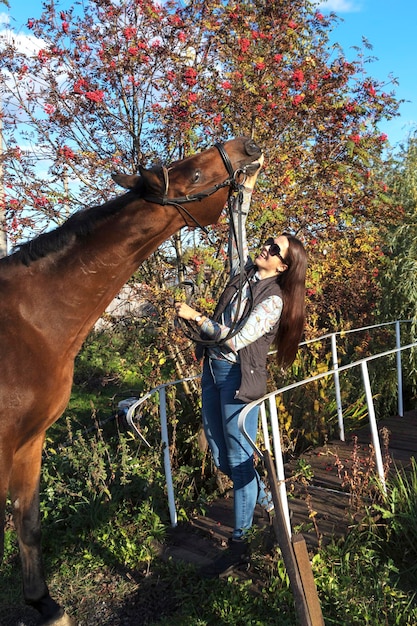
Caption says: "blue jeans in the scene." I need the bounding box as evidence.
[202,357,272,539]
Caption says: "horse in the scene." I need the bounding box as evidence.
[0,137,262,624]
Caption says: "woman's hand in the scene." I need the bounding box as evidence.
[244,153,264,190]
[175,301,201,321]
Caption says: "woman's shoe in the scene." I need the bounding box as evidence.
[199,538,250,579]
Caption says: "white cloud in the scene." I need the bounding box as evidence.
[0,11,9,26]
[0,25,53,125]
[317,0,362,12]
[0,26,45,55]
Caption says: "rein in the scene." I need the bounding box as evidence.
[161,142,255,346]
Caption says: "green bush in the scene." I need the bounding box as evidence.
[371,458,417,588]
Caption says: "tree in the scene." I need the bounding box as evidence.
[379,133,417,328]
[0,0,401,347]
[0,113,6,256]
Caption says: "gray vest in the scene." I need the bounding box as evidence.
[199,267,282,402]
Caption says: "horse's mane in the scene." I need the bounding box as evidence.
[4,184,144,267]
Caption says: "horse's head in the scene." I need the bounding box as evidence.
[165,136,263,190]
[112,137,263,227]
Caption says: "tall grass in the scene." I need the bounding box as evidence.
[370,457,417,588]
[2,323,417,624]
[3,399,417,625]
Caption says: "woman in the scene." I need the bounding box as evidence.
[175,158,307,577]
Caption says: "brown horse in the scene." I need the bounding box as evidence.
[0,137,262,624]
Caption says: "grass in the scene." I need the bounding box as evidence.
[2,328,417,625]
[3,400,417,625]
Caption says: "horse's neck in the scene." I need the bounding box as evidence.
[19,201,183,357]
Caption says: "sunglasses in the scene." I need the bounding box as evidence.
[264,237,287,264]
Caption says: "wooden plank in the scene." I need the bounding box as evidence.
[264,450,313,626]
[292,534,325,626]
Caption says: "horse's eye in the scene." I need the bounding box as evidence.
[193,170,201,183]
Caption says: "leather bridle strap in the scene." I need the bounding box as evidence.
[143,143,244,207]
[144,141,255,345]
[214,142,241,192]
[142,143,248,246]
[178,145,255,345]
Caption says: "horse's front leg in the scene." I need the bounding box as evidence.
[10,435,72,625]
[0,447,12,565]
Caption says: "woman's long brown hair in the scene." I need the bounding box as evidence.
[273,234,307,369]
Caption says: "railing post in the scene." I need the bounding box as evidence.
[260,401,271,452]
[268,397,292,536]
[331,333,345,441]
[360,361,386,491]
[159,386,178,527]
[395,321,404,417]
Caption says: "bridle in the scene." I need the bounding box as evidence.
[145,142,256,345]
[142,143,246,237]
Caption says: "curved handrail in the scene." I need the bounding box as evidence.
[125,375,200,526]
[125,319,416,528]
[238,335,417,536]
[238,339,417,457]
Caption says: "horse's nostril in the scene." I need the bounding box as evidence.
[245,139,261,156]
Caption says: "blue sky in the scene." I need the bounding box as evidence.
[2,0,416,149]
[318,0,417,148]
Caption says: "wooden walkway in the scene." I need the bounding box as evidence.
[282,410,416,548]
[165,410,417,564]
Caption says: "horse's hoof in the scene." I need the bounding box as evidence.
[42,612,75,626]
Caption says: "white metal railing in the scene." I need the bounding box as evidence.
[124,376,200,527]
[238,320,417,536]
[125,320,416,528]
[295,320,411,440]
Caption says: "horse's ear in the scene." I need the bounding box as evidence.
[111,172,141,189]
[138,164,165,194]
[112,166,164,194]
